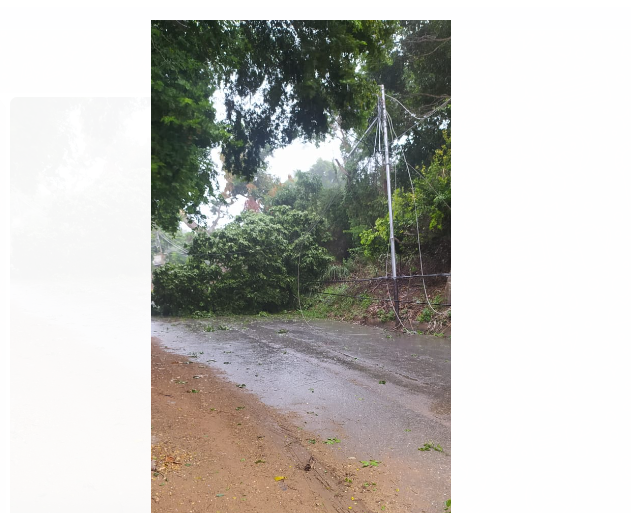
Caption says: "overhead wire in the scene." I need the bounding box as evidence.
[315,290,450,306]
[157,230,190,254]
[384,94,451,138]
[386,110,445,316]
[346,116,378,160]
[153,231,189,258]
[302,272,450,285]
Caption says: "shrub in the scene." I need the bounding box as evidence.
[378,308,396,323]
[417,308,433,323]
[152,208,332,315]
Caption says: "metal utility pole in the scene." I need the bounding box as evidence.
[380,85,399,317]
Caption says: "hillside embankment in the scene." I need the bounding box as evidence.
[304,241,451,336]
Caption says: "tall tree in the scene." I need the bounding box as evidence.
[151,20,398,232]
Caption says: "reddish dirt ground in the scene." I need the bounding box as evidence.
[151,338,421,513]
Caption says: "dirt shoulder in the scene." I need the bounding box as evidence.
[151,338,414,513]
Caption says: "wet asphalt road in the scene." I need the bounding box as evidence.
[151,315,451,509]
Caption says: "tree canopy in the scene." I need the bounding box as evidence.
[151,20,399,232]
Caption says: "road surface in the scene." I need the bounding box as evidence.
[151,315,451,511]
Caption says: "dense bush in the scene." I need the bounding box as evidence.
[359,133,451,259]
[152,207,332,315]
[151,261,219,316]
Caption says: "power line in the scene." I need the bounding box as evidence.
[346,116,379,160]
[307,273,450,285]
[384,94,451,138]
[314,290,450,307]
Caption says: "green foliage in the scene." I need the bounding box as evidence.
[191,310,214,319]
[340,140,388,251]
[359,133,451,259]
[152,207,332,315]
[359,294,372,310]
[151,21,233,232]
[377,308,396,323]
[222,21,397,179]
[151,261,219,316]
[151,20,398,231]
[305,282,354,318]
[266,171,324,212]
[372,20,451,171]
[323,263,350,281]
[417,308,433,322]
[418,441,443,452]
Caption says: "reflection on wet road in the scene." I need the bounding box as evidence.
[152,315,450,509]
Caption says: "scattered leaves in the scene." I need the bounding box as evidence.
[418,442,443,452]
